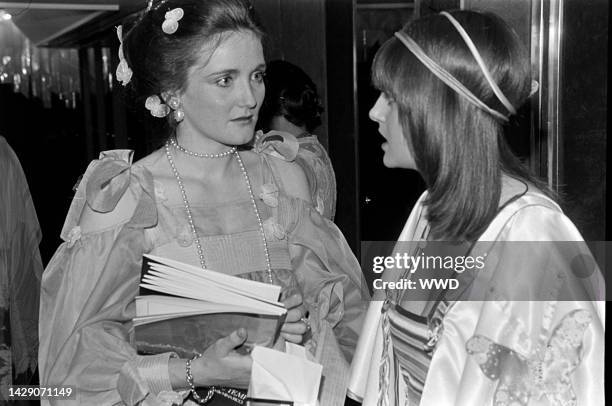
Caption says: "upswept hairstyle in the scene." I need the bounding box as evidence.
[258,60,324,133]
[121,0,264,119]
[372,10,543,241]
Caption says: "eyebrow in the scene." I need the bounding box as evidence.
[206,63,267,78]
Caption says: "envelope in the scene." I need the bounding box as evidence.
[247,345,322,406]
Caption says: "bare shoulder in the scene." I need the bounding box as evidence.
[265,153,311,203]
[135,147,167,176]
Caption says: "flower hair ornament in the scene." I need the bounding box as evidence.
[145,95,170,118]
[145,92,184,122]
[162,8,184,34]
[115,26,133,86]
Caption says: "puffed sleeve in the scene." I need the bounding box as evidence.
[254,130,337,220]
[255,130,369,362]
[294,139,337,221]
[419,201,605,406]
[38,150,181,405]
[286,201,369,363]
[255,131,369,404]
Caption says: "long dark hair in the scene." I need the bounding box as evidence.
[372,10,550,241]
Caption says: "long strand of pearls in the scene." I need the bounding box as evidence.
[165,139,273,284]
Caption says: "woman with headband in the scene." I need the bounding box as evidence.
[38,0,367,404]
[349,10,604,406]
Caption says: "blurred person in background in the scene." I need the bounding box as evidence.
[0,136,42,402]
[257,60,337,221]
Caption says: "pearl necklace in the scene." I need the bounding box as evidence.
[164,140,273,284]
[169,137,237,158]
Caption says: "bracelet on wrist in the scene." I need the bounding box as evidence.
[185,353,215,404]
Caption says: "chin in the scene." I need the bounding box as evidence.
[240,128,256,145]
[382,154,397,168]
[383,153,416,170]
[226,128,256,146]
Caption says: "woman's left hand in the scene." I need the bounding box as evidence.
[280,292,310,343]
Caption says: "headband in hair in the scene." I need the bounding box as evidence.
[393,31,509,121]
[393,12,523,121]
[439,11,516,115]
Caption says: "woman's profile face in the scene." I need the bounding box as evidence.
[179,30,266,146]
[369,92,416,169]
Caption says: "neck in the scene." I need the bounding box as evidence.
[269,116,308,137]
[172,130,237,178]
[176,126,236,156]
[500,173,529,204]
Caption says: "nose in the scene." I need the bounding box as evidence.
[369,94,387,123]
[237,79,258,109]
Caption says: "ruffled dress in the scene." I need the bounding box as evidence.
[39,135,368,405]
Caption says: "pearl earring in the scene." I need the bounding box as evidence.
[162,93,183,123]
[167,96,181,110]
[173,109,184,122]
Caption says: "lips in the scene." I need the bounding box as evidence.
[231,115,254,122]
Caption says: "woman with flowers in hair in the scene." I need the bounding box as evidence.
[349,10,604,406]
[39,0,367,404]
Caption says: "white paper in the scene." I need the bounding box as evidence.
[248,345,322,406]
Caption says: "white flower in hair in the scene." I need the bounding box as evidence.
[162,8,184,34]
[115,25,133,86]
[145,95,171,117]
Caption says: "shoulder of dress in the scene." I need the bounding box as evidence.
[500,191,564,225]
[488,192,581,242]
[60,149,157,241]
[253,130,300,161]
[250,132,309,202]
[515,190,561,211]
[269,157,311,203]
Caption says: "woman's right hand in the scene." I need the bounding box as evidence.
[169,329,252,389]
[193,328,252,388]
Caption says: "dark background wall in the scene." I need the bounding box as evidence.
[254,0,329,147]
[558,0,607,241]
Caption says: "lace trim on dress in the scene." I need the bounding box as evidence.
[466,309,593,406]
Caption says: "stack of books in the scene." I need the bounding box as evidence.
[134,254,287,358]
